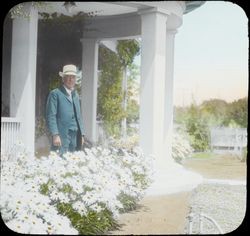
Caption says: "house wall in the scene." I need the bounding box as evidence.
[36,19,83,119]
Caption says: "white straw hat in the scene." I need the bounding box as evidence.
[59,64,77,77]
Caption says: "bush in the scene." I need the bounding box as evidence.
[56,203,119,235]
[1,143,154,234]
[174,104,210,152]
[108,134,139,151]
[172,129,193,163]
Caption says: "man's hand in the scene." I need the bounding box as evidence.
[82,136,85,146]
[53,135,61,146]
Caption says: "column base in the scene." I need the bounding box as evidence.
[146,160,203,196]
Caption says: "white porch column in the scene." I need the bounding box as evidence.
[139,9,168,168]
[10,4,38,155]
[81,39,99,143]
[163,29,178,162]
[140,9,203,196]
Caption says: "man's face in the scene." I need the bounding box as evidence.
[63,75,76,90]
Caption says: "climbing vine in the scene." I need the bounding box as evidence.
[9,2,97,25]
[117,40,140,68]
[97,40,140,138]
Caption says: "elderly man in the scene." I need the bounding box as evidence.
[46,64,85,155]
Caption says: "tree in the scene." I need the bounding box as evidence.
[200,99,229,126]
[184,104,210,151]
[227,97,248,128]
[97,46,124,137]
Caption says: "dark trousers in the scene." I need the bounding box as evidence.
[51,129,78,156]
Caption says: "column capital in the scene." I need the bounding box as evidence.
[138,7,170,17]
[80,38,100,44]
[166,29,178,35]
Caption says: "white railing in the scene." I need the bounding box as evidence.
[1,117,21,155]
[210,127,247,154]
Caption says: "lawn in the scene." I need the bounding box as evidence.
[183,152,246,180]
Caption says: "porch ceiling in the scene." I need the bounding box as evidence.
[39,1,205,16]
[40,2,139,16]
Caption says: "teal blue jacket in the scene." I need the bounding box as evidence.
[46,86,85,139]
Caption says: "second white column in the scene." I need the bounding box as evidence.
[139,8,168,168]
[81,38,99,143]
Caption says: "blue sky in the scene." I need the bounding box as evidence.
[174,1,248,106]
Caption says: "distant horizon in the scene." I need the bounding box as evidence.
[173,95,248,108]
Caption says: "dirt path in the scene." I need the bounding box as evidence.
[108,192,191,235]
[108,154,246,235]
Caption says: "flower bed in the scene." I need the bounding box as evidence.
[1,144,154,234]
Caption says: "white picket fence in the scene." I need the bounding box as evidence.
[1,117,21,155]
[210,127,247,154]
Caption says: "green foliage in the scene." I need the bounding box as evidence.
[39,11,96,36]
[174,97,248,152]
[200,99,228,126]
[39,179,54,195]
[61,172,78,178]
[97,46,124,137]
[9,2,48,19]
[226,97,248,127]
[35,116,49,139]
[40,178,122,234]
[184,104,210,151]
[172,129,193,163]
[39,11,96,23]
[98,40,140,138]
[57,203,120,235]
[39,183,50,195]
[109,134,139,151]
[199,97,248,128]
[61,184,73,194]
[117,40,140,67]
[200,99,228,116]
[126,99,139,123]
[174,107,188,125]
[9,2,96,23]
[133,173,149,189]
[117,193,138,213]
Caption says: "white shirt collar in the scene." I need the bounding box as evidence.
[63,85,72,96]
